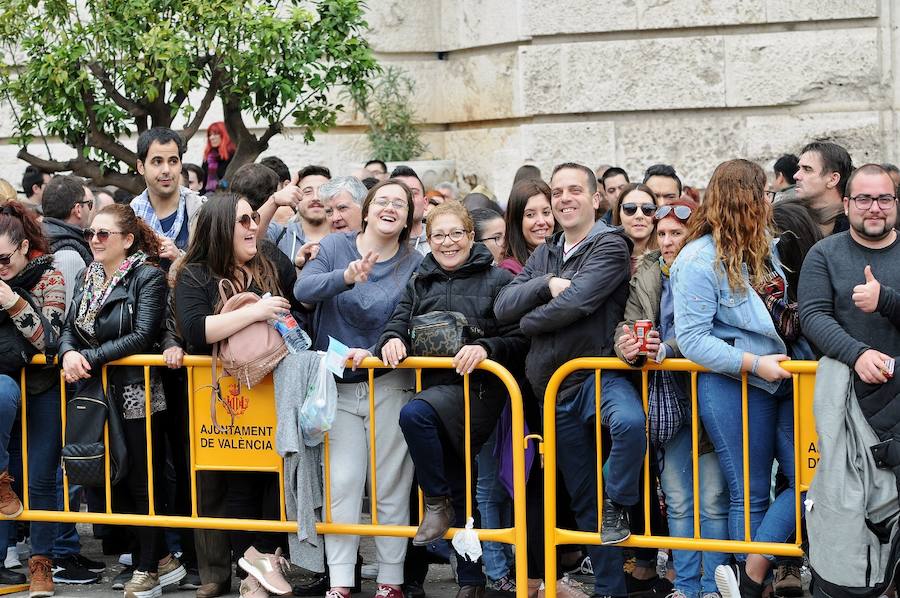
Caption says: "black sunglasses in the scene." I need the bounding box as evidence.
[654,205,693,222]
[236,212,262,230]
[0,241,22,266]
[621,203,656,217]
[83,229,125,243]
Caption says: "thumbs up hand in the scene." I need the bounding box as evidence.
[852,265,881,313]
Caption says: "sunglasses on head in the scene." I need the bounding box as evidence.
[83,229,125,243]
[236,212,262,230]
[654,205,693,222]
[0,241,22,266]
[621,203,656,217]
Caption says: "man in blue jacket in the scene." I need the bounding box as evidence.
[495,162,645,598]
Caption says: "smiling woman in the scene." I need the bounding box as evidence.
[293,178,423,598]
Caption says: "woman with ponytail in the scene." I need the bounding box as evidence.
[58,204,183,598]
[0,201,65,595]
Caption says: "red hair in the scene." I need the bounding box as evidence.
[203,122,235,161]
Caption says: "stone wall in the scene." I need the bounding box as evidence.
[2,0,897,202]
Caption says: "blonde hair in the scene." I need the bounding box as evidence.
[425,200,473,236]
[684,159,773,292]
[0,179,17,204]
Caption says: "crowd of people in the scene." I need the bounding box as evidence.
[0,123,896,598]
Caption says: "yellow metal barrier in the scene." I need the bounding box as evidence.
[13,355,528,595]
[541,358,819,598]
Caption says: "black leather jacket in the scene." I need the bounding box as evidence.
[58,263,167,387]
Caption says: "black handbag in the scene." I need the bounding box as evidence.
[407,274,482,357]
[61,378,128,487]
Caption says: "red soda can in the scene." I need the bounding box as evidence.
[634,320,653,354]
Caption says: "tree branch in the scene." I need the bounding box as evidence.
[180,65,222,142]
[81,89,139,167]
[87,62,148,118]
[17,148,144,193]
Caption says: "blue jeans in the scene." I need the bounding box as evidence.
[698,373,798,554]
[0,375,61,557]
[554,371,646,597]
[659,426,730,598]
[399,399,485,588]
[476,429,513,581]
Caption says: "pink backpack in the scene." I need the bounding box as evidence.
[211,279,288,430]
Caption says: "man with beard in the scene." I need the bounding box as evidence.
[260,165,332,264]
[797,165,900,597]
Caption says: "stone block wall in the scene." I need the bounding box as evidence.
[2,0,897,203]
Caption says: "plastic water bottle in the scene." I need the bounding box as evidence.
[262,293,312,353]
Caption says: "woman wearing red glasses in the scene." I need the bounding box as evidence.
[612,184,659,276]
[174,194,298,598]
[58,204,182,598]
[614,199,731,598]
[0,201,65,595]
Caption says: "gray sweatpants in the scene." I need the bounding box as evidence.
[325,368,415,587]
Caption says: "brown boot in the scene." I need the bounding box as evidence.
[412,495,454,546]
[29,555,54,597]
[0,471,22,518]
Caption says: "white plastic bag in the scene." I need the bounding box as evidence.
[451,517,482,562]
[300,354,335,447]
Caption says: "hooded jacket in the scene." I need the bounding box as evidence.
[494,219,632,402]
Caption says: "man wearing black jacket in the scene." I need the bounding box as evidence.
[495,162,645,598]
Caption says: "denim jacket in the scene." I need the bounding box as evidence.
[670,234,788,393]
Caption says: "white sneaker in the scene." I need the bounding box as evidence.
[5,546,21,569]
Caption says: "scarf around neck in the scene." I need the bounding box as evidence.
[75,251,147,338]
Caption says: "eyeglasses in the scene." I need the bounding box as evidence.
[621,203,656,217]
[0,241,23,266]
[429,230,468,244]
[83,229,125,243]
[236,212,261,230]
[477,233,505,245]
[76,200,94,210]
[371,198,408,210]
[654,205,693,222]
[849,194,897,210]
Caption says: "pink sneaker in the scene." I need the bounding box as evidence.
[238,547,291,595]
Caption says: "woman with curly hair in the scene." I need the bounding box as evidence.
[670,160,798,598]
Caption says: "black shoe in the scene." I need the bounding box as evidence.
[69,553,105,573]
[404,580,427,598]
[111,565,134,590]
[715,563,764,598]
[51,556,100,584]
[180,567,202,590]
[0,566,26,585]
[600,498,631,544]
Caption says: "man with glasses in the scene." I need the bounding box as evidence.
[41,175,95,310]
[799,164,900,594]
[643,164,682,206]
[794,141,852,236]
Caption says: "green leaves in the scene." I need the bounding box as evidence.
[0,0,379,185]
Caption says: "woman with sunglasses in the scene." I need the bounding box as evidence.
[58,204,183,598]
[375,201,526,598]
[174,194,297,598]
[671,160,798,598]
[294,179,422,598]
[0,202,65,595]
[614,199,731,598]
[613,184,658,276]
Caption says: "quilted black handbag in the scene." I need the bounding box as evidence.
[407,274,482,357]
[61,378,128,487]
